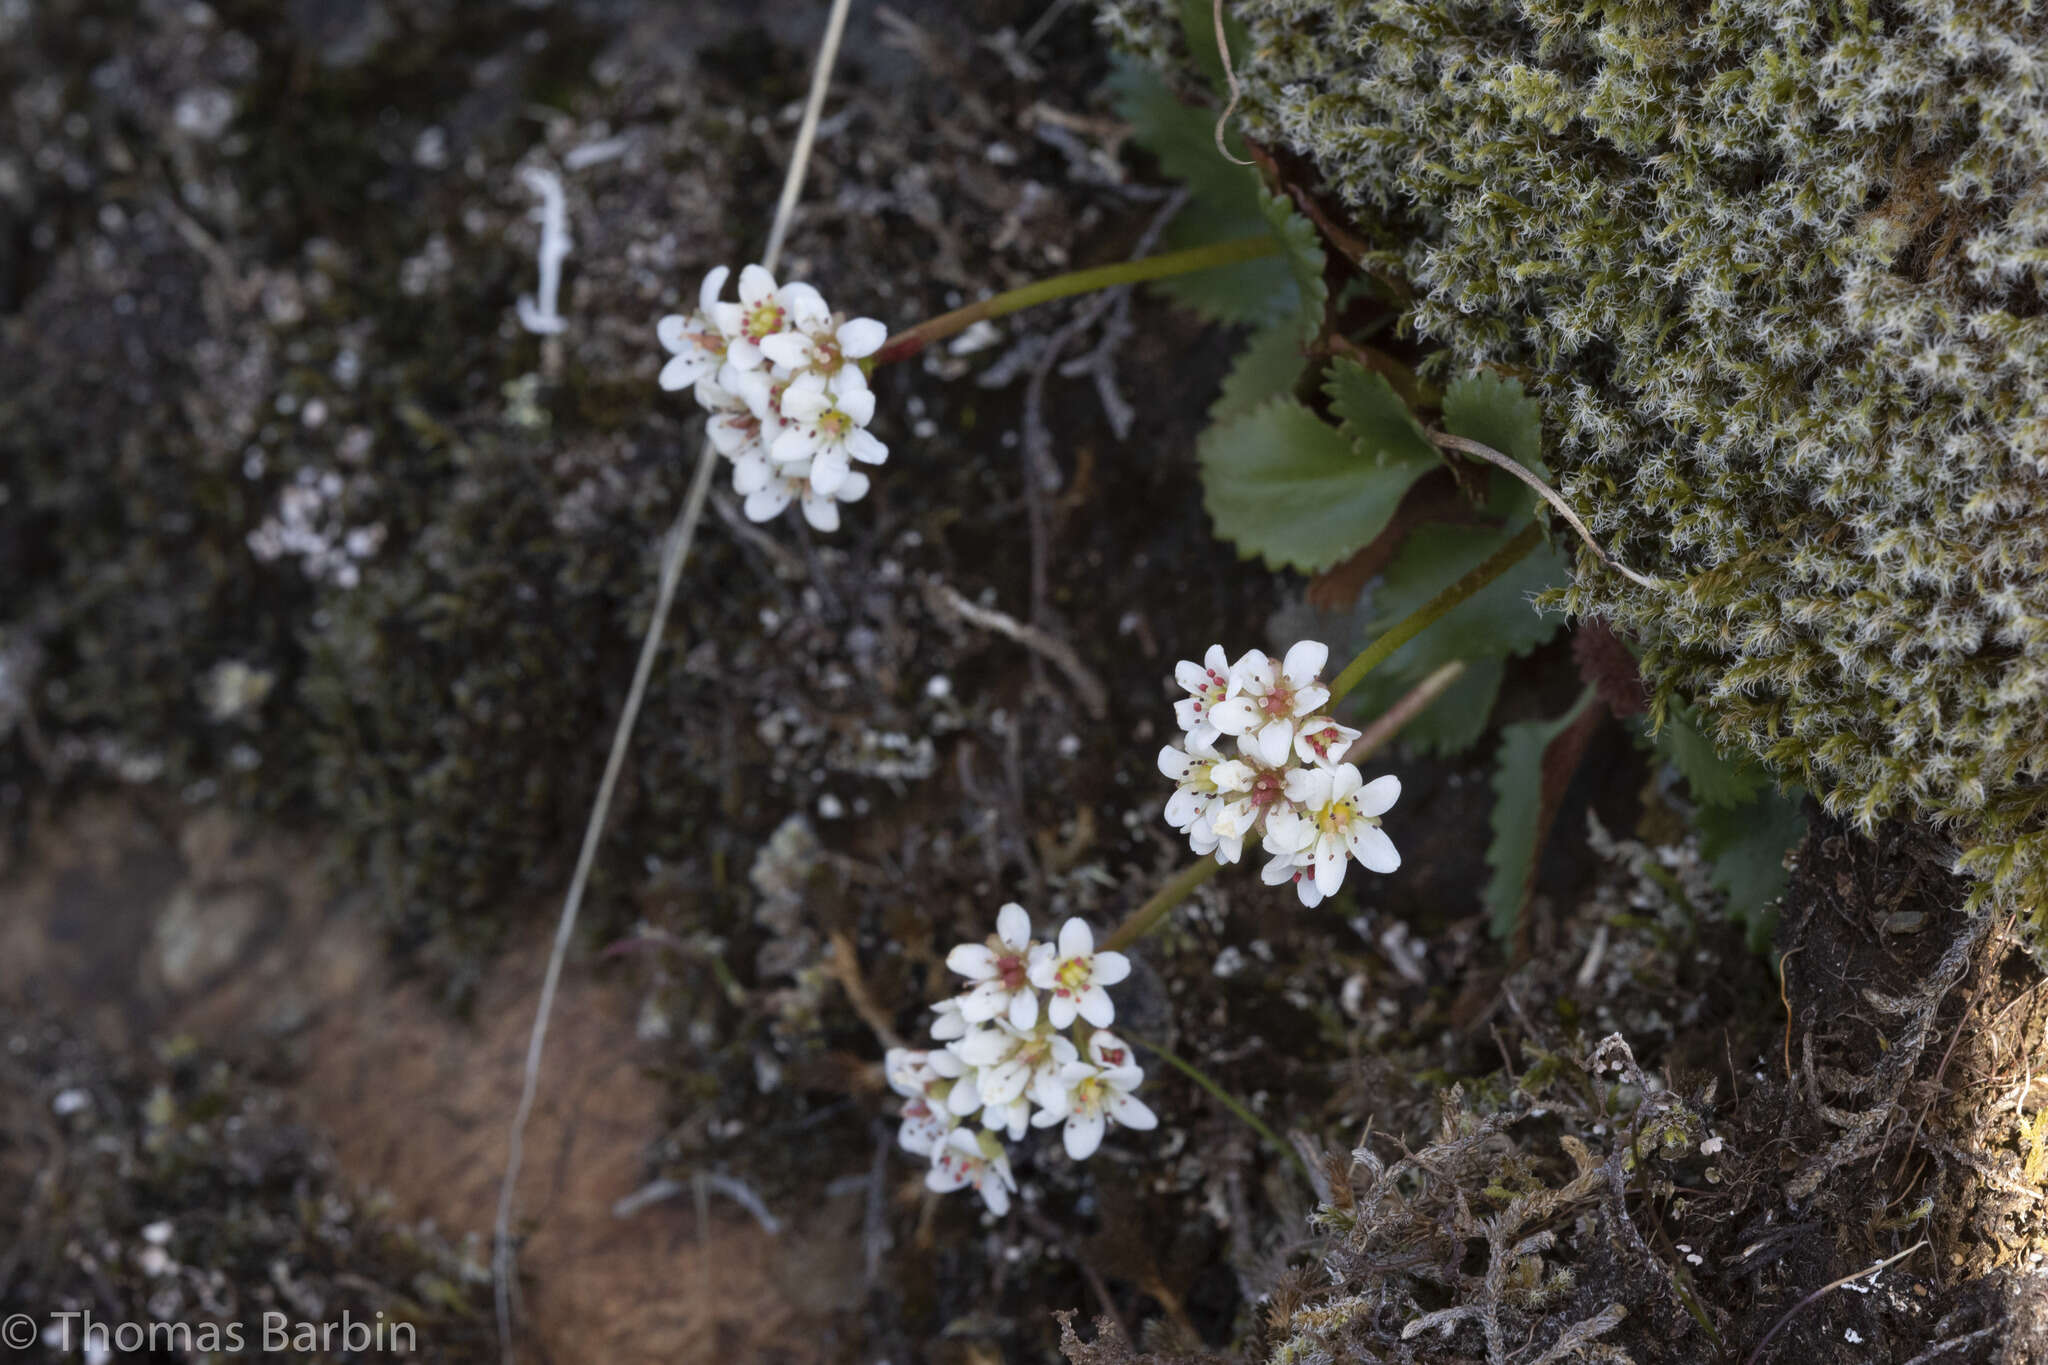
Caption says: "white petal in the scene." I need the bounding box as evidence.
[660,352,711,391]
[1158,744,1192,780]
[756,332,812,370]
[837,316,887,357]
[1203,643,1230,675]
[1030,1104,1064,1128]
[1208,697,1260,735]
[948,943,999,981]
[979,1177,1011,1216]
[1047,993,1078,1029]
[731,455,771,495]
[1008,989,1038,1031]
[1292,683,1331,715]
[780,280,829,326]
[657,313,690,353]
[1355,774,1402,817]
[980,1060,1028,1106]
[958,980,1007,1022]
[737,263,777,304]
[1077,986,1115,1028]
[697,265,730,312]
[724,335,763,371]
[771,427,817,464]
[1256,720,1294,767]
[837,382,876,427]
[1209,759,1255,792]
[994,903,1030,950]
[1164,788,1201,829]
[945,1072,982,1116]
[809,449,850,496]
[1064,1111,1106,1161]
[779,374,830,420]
[1351,822,1401,873]
[835,470,871,502]
[843,427,888,465]
[1108,1092,1157,1131]
[954,1029,1012,1067]
[1262,855,1297,886]
[1283,639,1329,685]
[1296,877,1326,908]
[926,1164,969,1194]
[1230,649,1272,692]
[1314,837,1348,895]
[1058,918,1094,959]
[1175,659,1210,692]
[1285,767,1333,807]
[1330,764,1363,802]
[1092,951,1130,986]
[742,485,791,522]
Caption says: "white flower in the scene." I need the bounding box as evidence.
[732,451,871,530]
[885,1047,961,1155]
[1262,766,1400,906]
[1207,641,1334,767]
[956,1020,1079,1123]
[1158,733,1249,834]
[757,281,888,384]
[696,375,765,458]
[717,264,808,373]
[1172,644,1236,748]
[656,266,737,391]
[1026,918,1131,1029]
[772,368,886,493]
[1031,1032,1156,1160]
[926,1127,1016,1215]
[1294,714,1361,768]
[945,902,1044,1031]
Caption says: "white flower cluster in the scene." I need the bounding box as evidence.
[655,264,889,532]
[246,467,386,589]
[1159,640,1403,907]
[886,905,1156,1215]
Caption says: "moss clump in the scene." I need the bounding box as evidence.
[1102,0,2048,933]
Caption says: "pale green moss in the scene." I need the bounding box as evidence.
[1107,0,2048,933]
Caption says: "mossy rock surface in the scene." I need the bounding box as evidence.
[1099,0,2048,935]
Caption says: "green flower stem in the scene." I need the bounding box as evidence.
[1122,1030,1314,1184]
[1103,855,1221,954]
[1327,520,1545,706]
[870,235,1281,368]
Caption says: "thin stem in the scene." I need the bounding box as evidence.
[1341,659,1465,766]
[491,0,852,1358]
[1327,521,1544,706]
[1431,432,1662,591]
[871,235,1280,367]
[1123,1030,1312,1183]
[1103,855,1221,954]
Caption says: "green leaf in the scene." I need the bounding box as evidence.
[1484,691,1602,939]
[1697,786,1807,954]
[1199,397,1437,574]
[1325,358,1438,468]
[1107,59,1297,326]
[1212,320,1307,425]
[1259,185,1327,341]
[1176,0,1250,98]
[1444,372,1546,518]
[1394,654,1505,755]
[1654,704,1767,807]
[1443,372,1544,472]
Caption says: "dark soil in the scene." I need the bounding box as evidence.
[3,1,2045,1364]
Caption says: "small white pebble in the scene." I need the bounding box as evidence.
[52,1088,90,1116]
[817,793,845,820]
[1844,1328,1863,1344]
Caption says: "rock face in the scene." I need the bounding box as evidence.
[1102,0,2048,935]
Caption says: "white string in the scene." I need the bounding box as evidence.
[491,0,856,1358]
